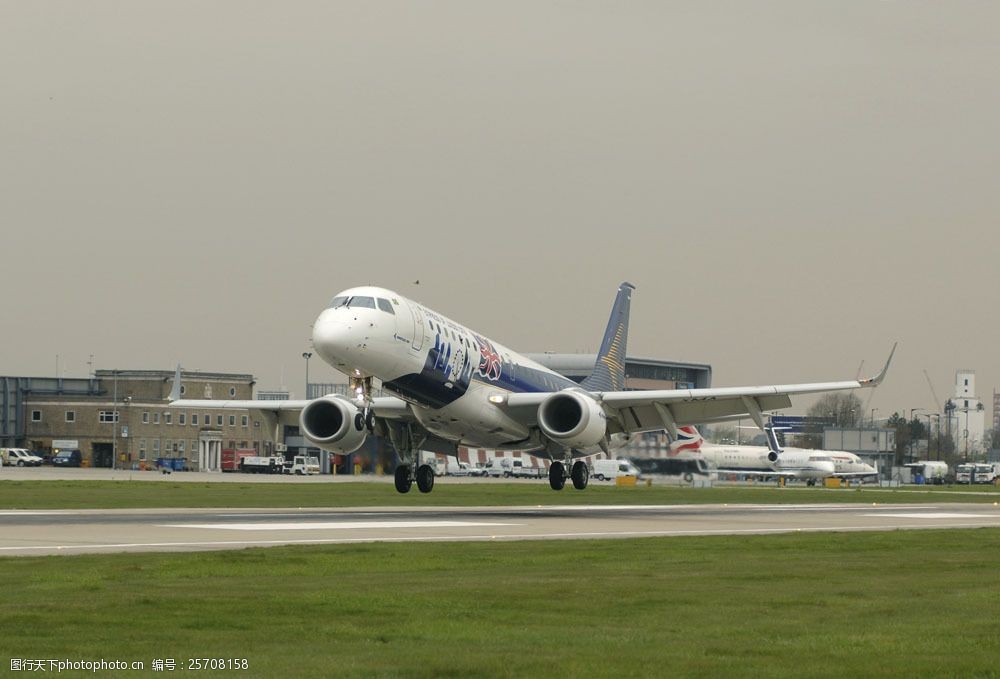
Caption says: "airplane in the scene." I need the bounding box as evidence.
[169,282,894,494]
[668,425,879,485]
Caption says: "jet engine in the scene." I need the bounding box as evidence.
[537,390,607,449]
[299,396,368,454]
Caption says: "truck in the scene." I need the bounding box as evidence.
[288,455,320,475]
[221,448,256,472]
[507,459,546,478]
[904,461,950,485]
[956,463,999,484]
[238,455,288,474]
[591,458,642,481]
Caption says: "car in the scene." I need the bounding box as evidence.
[2,448,44,467]
[51,450,83,467]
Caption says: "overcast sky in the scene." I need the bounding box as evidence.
[3,3,998,422]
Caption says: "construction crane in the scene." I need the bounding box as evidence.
[923,370,943,411]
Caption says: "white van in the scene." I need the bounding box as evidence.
[591,458,641,481]
[1,448,43,467]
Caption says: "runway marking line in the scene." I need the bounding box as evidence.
[162,520,519,531]
[5,522,1000,554]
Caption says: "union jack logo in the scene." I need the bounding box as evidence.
[475,335,503,381]
[668,426,703,457]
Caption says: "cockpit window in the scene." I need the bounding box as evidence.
[377,298,395,314]
[330,296,349,308]
[347,296,376,309]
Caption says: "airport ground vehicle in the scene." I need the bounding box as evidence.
[955,463,999,484]
[221,448,256,472]
[239,456,288,474]
[450,461,488,477]
[2,448,44,467]
[289,455,320,475]
[507,459,546,478]
[50,450,82,467]
[905,461,950,485]
[591,458,641,481]
[449,462,477,476]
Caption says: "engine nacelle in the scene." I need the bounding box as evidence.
[767,451,779,463]
[299,396,368,454]
[537,390,608,449]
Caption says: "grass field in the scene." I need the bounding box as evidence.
[2,529,999,678]
[1,479,999,510]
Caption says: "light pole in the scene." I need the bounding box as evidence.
[909,408,926,464]
[302,352,312,401]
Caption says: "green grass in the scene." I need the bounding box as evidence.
[1,479,999,509]
[2,530,999,677]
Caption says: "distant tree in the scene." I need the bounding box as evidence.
[703,425,737,445]
[801,393,864,448]
[807,393,864,427]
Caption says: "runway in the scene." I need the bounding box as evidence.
[3,502,1000,556]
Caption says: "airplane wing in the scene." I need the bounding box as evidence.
[504,344,896,440]
[710,468,801,478]
[166,396,413,425]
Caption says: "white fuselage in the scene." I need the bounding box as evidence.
[310,286,609,453]
[697,444,836,479]
[674,443,876,480]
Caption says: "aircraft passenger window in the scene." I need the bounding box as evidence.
[330,296,348,308]
[377,298,395,314]
[348,296,376,309]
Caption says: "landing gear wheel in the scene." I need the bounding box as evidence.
[394,465,412,494]
[549,461,566,491]
[364,408,375,433]
[571,461,589,490]
[416,464,435,493]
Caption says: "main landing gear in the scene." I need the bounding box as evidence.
[393,464,436,494]
[548,460,590,491]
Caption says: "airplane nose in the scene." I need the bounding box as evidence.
[312,310,353,365]
[819,461,836,475]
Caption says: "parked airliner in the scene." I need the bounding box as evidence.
[669,426,878,485]
[170,283,894,494]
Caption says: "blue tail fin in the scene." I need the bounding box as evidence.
[580,283,634,392]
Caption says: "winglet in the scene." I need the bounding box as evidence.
[860,343,897,387]
[168,364,182,401]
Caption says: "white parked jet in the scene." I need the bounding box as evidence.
[170,283,893,494]
[668,425,878,485]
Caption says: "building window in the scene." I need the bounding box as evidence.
[178,440,185,453]
[191,414,199,426]
[242,415,248,427]
[229,415,236,427]
[254,420,260,428]
[164,413,172,425]
[154,412,161,425]
[153,439,160,453]
[217,415,223,427]
[65,411,76,423]
[229,387,236,397]
[99,411,119,424]
[142,411,149,424]
[180,385,186,396]
[165,438,172,453]
[31,410,42,422]
[179,413,186,426]
[139,438,146,453]
[228,440,235,449]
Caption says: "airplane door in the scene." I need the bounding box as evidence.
[409,304,425,352]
